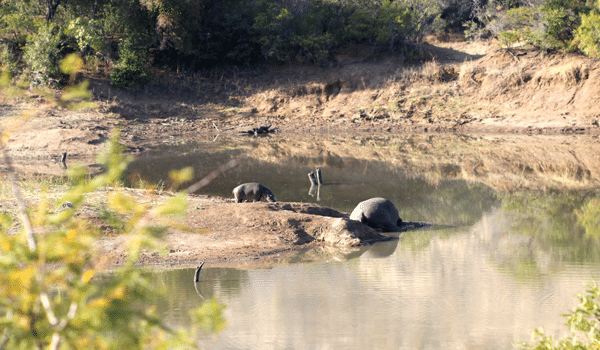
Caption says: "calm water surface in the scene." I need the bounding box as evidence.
[128,134,600,349]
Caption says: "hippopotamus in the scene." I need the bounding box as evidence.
[232,182,276,203]
[349,197,402,232]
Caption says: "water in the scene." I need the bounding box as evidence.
[119,134,600,348]
[149,212,600,349]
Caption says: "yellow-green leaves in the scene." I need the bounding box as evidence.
[0,70,10,88]
[169,166,194,191]
[107,190,143,216]
[60,53,83,76]
[191,298,227,334]
[156,193,187,217]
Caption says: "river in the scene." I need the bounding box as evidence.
[124,133,600,349]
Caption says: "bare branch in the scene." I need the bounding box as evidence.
[185,159,238,194]
[1,147,36,251]
[48,333,60,350]
[40,293,58,326]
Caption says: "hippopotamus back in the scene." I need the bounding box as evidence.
[349,197,402,232]
[232,182,276,203]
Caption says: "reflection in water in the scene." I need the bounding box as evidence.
[149,206,600,349]
[125,136,499,225]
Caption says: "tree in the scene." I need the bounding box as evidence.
[46,0,61,22]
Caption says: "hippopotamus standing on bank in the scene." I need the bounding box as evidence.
[232,182,276,203]
[349,197,402,232]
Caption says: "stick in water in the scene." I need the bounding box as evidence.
[194,261,205,283]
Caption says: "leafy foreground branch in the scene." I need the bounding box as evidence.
[519,283,600,350]
[0,133,226,349]
[0,133,227,349]
[0,56,225,348]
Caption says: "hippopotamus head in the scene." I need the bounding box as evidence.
[265,191,276,202]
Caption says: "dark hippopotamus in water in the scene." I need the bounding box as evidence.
[232,182,276,203]
[349,197,402,232]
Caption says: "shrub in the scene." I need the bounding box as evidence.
[0,1,40,48]
[110,39,152,90]
[373,1,414,53]
[518,283,600,350]
[574,7,600,59]
[194,0,261,66]
[494,1,591,51]
[496,7,542,48]
[22,23,66,87]
[538,0,586,50]
[0,43,19,76]
[0,134,226,349]
[253,1,335,63]
[64,17,108,57]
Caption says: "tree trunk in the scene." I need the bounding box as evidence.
[46,0,61,22]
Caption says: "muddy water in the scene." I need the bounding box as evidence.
[151,238,600,349]
[127,134,600,350]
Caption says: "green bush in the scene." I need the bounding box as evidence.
[519,283,600,350]
[95,0,153,48]
[343,7,376,43]
[0,134,225,349]
[575,7,600,59]
[110,39,152,90]
[0,1,40,48]
[538,0,587,50]
[64,17,108,57]
[253,2,299,62]
[495,1,591,51]
[251,0,442,63]
[194,0,261,66]
[22,23,65,87]
[373,1,414,53]
[0,0,457,70]
[0,43,19,76]
[497,7,541,48]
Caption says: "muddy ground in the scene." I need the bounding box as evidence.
[3,36,600,267]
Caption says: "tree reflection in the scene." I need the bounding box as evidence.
[502,190,600,265]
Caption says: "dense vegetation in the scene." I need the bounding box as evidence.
[1,0,600,90]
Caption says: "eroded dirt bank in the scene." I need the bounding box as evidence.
[3,40,600,160]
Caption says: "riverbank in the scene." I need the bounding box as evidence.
[3,37,600,160]
[3,36,600,266]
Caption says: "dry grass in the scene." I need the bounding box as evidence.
[534,62,590,86]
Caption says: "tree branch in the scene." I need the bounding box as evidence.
[1,147,36,251]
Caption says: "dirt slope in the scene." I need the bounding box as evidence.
[3,37,600,160]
